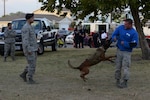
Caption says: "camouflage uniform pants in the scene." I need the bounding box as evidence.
[4,43,15,58]
[115,49,131,80]
[24,51,37,78]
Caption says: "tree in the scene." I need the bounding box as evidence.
[2,11,24,17]
[39,0,150,59]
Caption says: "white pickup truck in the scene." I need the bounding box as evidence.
[0,18,58,56]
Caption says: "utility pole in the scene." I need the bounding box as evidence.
[3,0,6,17]
[4,0,5,16]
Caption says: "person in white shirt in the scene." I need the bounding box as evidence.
[100,30,108,46]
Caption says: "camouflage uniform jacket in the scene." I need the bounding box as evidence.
[4,28,16,43]
[21,22,38,55]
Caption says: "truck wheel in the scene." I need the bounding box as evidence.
[37,43,44,55]
[0,45,4,56]
[0,50,4,56]
[51,41,57,51]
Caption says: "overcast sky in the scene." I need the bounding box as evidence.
[0,0,42,17]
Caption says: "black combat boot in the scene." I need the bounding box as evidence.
[4,57,6,62]
[12,57,15,61]
[27,77,36,84]
[118,80,128,88]
[20,71,28,82]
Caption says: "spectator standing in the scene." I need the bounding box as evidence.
[74,27,80,48]
[79,27,85,48]
[100,30,108,46]
[4,23,16,62]
[92,31,99,48]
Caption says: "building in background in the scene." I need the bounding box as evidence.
[33,8,73,30]
[0,8,73,31]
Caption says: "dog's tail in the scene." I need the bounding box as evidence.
[68,60,80,69]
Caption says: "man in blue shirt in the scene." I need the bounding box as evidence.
[111,19,138,88]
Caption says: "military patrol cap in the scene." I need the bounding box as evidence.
[25,13,34,19]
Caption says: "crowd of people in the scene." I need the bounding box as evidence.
[73,26,108,48]
[73,26,85,48]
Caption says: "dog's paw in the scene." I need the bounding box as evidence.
[83,78,88,82]
[81,76,88,82]
[111,60,115,63]
[108,59,115,63]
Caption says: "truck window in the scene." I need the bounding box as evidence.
[49,23,54,29]
[42,21,47,30]
[12,20,26,30]
[32,20,41,30]
[2,27,7,32]
[12,20,41,30]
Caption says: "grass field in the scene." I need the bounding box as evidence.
[0,47,150,100]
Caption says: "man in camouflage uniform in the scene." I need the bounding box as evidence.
[20,13,38,84]
[4,23,16,62]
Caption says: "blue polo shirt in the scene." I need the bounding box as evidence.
[111,25,139,52]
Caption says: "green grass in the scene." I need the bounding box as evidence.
[0,47,150,100]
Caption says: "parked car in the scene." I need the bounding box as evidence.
[0,31,3,36]
[0,26,6,39]
[57,30,70,38]
[65,32,74,44]
[1,27,7,32]
[0,18,58,56]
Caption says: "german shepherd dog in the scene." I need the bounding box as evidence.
[68,39,116,81]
